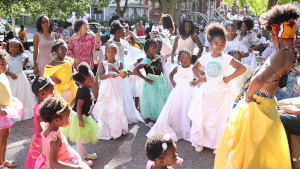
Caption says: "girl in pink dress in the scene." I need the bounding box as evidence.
[145,133,183,169]
[25,77,55,169]
[34,97,90,169]
[0,50,23,169]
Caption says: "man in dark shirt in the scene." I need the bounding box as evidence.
[145,21,153,40]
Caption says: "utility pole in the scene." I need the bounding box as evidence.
[208,0,211,24]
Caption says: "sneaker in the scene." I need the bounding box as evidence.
[195,145,204,152]
[84,153,97,160]
[84,160,93,167]
[213,149,217,154]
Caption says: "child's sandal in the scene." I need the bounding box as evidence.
[84,160,93,167]
[84,153,97,160]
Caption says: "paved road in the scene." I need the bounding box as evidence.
[7,119,215,169]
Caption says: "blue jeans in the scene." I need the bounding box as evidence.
[279,114,300,164]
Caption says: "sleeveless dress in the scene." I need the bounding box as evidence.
[140,55,169,119]
[25,104,41,169]
[44,57,78,104]
[92,61,128,140]
[0,73,24,129]
[147,65,198,141]
[160,33,174,92]
[37,32,55,76]
[34,130,90,169]
[176,36,195,56]
[7,53,36,120]
[188,53,234,149]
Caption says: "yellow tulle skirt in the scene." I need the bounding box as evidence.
[214,95,291,169]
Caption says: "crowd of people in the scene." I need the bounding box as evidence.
[0,3,300,169]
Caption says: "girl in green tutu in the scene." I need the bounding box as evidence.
[134,39,169,127]
[61,62,100,167]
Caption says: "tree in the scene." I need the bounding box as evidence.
[223,0,299,16]
[115,0,129,17]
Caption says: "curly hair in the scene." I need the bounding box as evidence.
[74,19,86,33]
[228,49,242,56]
[161,14,175,34]
[38,97,70,123]
[205,23,226,42]
[0,50,9,64]
[36,15,52,33]
[31,76,54,96]
[73,62,93,84]
[145,133,175,161]
[144,39,157,54]
[236,17,254,31]
[225,23,236,30]
[266,4,300,32]
[110,20,123,35]
[7,39,25,55]
[109,15,123,26]
[178,49,190,58]
[179,19,194,36]
[51,39,67,54]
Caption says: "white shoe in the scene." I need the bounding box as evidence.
[195,145,204,152]
[213,149,217,154]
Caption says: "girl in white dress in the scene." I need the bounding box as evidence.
[224,23,249,56]
[147,50,199,141]
[5,38,36,120]
[188,23,246,153]
[93,43,128,140]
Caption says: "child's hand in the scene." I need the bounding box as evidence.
[199,76,206,82]
[110,74,119,78]
[145,78,154,85]
[79,120,85,128]
[223,76,231,83]
[171,81,176,87]
[10,74,17,80]
[190,80,200,87]
[108,66,118,73]
[0,109,7,116]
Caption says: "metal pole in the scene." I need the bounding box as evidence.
[208,0,211,24]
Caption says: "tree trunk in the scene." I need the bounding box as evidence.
[175,0,182,26]
[267,0,278,10]
[115,0,128,18]
[168,0,176,20]
[199,0,203,13]
[11,16,15,33]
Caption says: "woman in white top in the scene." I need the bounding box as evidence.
[236,18,263,72]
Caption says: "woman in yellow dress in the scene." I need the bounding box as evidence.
[214,4,300,169]
[44,39,77,104]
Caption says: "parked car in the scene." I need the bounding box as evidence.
[0,22,6,35]
[89,22,105,33]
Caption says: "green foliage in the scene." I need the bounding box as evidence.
[4,22,12,31]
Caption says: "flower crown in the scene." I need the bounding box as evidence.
[56,98,68,115]
[161,134,171,152]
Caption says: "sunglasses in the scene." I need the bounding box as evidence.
[81,24,89,27]
[41,21,49,24]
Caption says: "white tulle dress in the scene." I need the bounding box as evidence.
[147,65,198,141]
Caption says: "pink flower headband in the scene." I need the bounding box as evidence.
[161,134,171,152]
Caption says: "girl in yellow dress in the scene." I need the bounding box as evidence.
[44,39,77,104]
[214,4,300,169]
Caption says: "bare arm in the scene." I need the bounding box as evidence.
[49,137,81,169]
[224,59,246,83]
[249,43,263,53]
[171,36,179,63]
[133,63,153,84]
[33,33,39,76]
[76,99,85,127]
[169,67,178,87]
[192,61,206,82]
[192,35,203,58]
[23,58,29,69]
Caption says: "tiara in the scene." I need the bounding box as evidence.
[9,38,20,44]
[38,76,52,91]
[56,98,68,115]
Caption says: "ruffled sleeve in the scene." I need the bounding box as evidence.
[68,39,76,60]
[66,56,74,65]
[140,58,151,65]
[49,130,63,142]
[44,64,59,77]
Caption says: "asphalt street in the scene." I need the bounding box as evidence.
[7,119,215,169]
